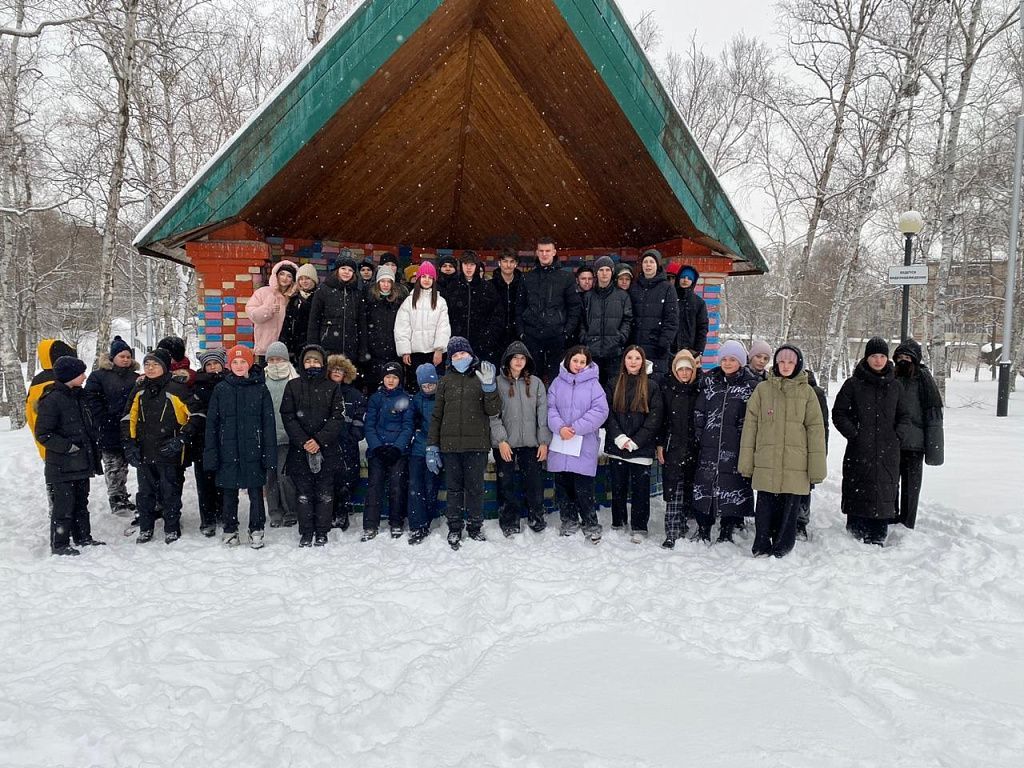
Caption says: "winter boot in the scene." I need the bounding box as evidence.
[630,531,647,544]
[333,513,350,532]
[447,530,462,550]
[360,528,379,542]
[200,524,217,538]
[136,530,153,544]
[467,528,487,542]
[164,531,181,545]
[408,527,430,546]
[250,530,265,550]
[501,523,521,538]
[314,533,329,547]
[223,531,240,547]
[716,521,735,544]
[51,545,81,556]
[662,537,675,549]
[77,537,107,547]
[796,521,809,541]
[123,516,140,537]
[559,520,580,537]
[390,526,404,539]
[587,530,602,544]
[527,514,547,533]
[299,533,313,548]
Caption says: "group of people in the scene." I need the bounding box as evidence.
[28,239,943,557]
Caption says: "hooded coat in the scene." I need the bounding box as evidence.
[489,341,552,449]
[893,341,944,466]
[27,339,78,459]
[659,357,702,468]
[34,381,103,484]
[203,369,277,489]
[546,362,609,476]
[692,365,758,518]
[832,359,907,519]
[186,369,223,460]
[580,284,633,361]
[445,267,505,363]
[673,265,709,355]
[281,287,316,361]
[629,268,679,365]
[603,372,664,461]
[428,355,502,453]
[84,352,140,450]
[306,270,365,357]
[280,349,347,477]
[738,364,828,496]
[361,282,409,364]
[245,260,298,355]
[515,263,582,344]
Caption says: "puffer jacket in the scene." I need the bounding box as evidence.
[365,385,414,455]
[546,362,609,476]
[515,263,582,343]
[630,270,678,365]
[673,265,709,355]
[659,358,702,467]
[245,260,297,355]
[492,268,524,351]
[189,369,224,458]
[833,359,907,519]
[27,339,77,459]
[34,381,103,484]
[280,359,347,477]
[394,289,451,355]
[84,353,140,450]
[362,284,408,364]
[410,390,436,457]
[445,269,505,363]
[280,288,315,361]
[306,271,364,356]
[581,284,633,360]
[203,368,277,489]
[603,373,664,461]
[489,341,552,449]
[738,370,827,495]
[428,356,502,453]
[692,366,758,518]
[893,341,944,465]
[120,372,202,466]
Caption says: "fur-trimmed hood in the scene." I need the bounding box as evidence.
[95,352,140,372]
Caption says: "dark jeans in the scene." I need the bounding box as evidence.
[753,491,805,557]
[266,445,297,525]
[523,336,565,384]
[444,451,486,533]
[48,479,92,549]
[221,487,267,533]
[408,455,442,530]
[610,459,651,531]
[494,446,546,529]
[663,463,695,540]
[847,515,888,545]
[293,472,334,537]
[193,458,223,529]
[896,451,924,529]
[137,463,184,534]
[333,442,361,521]
[554,472,600,533]
[365,451,408,530]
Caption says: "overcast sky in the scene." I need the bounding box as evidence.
[616,0,779,53]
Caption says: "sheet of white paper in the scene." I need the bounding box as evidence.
[550,433,583,457]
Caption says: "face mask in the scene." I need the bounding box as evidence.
[452,357,472,373]
[895,359,914,377]
[266,361,291,380]
[303,365,324,380]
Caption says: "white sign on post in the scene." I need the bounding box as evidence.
[888,265,928,285]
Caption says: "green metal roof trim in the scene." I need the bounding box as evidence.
[135,0,765,273]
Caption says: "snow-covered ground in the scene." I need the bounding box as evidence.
[2,373,1022,767]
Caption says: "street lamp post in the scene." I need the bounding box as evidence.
[898,210,925,342]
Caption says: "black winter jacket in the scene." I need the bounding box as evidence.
[806,370,829,451]
[659,371,702,467]
[203,370,277,489]
[281,290,315,361]
[674,272,709,356]
[894,361,944,465]
[84,355,140,450]
[280,370,347,477]
[361,287,407,364]
[188,370,224,459]
[630,271,679,364]
[832,360,907,519]
[307,272,365,356]
[603,374,664,461]
[446,271,505,363]
[492,269,524,351]
[120,373,202,466]
[515,263,583,343]
[581,285,633,360]
[35,382,103,484]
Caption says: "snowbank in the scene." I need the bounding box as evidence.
[1,374,1022,766]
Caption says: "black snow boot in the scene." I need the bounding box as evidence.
[408,528,430,546]
[51,545,81,556]
[447,530,462,550]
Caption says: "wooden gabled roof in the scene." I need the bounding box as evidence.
[134,0,766,275]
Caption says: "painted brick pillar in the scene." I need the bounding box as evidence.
[185,240,270,350]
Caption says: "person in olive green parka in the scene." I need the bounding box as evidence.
[739,344,826,558]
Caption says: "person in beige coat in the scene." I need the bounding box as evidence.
[739,344,826,558]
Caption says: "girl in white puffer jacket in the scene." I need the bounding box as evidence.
[394,261,451,390]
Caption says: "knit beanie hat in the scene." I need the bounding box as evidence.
[379,252,399,269]
[265,341,289,361]
[198,348,228,369]
[447,336,474,358]
[416,363,438,386]
[109,335,132,359]
[302,346,326,366]
[227,344,255,368]
[335,249,357,272]
[382,361,404,381]
[718,340,748,367]
[748,340,772,359]
[376,266,396,284]
[438,254,457,270]
[360,258,375,272]
[594,255,615,272]
[157,335,186,363]
[640,248,663,267]
[416,261,437,280]
[614,263,634,280]
[54,356,87,383]
[297,263,319,283]
[276,262,297,280]
[865,337,889,358]
[144,348,172,373]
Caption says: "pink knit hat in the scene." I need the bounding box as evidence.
[416,261,437,280]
